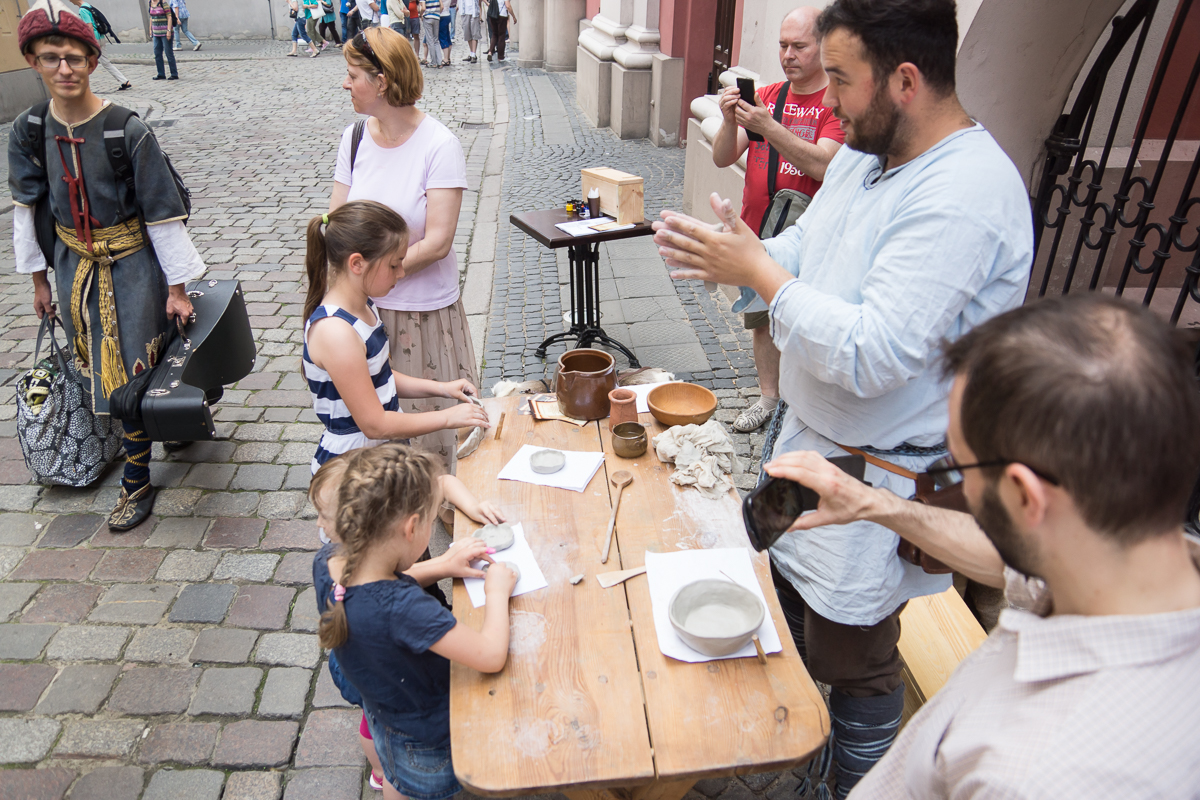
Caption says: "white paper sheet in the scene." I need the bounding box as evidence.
[553,216,615,237]
[627,381,681,413]
[497,444,605,492]
[644,548,782,662]
[462,524,549,608]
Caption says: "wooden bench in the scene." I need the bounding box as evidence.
[897,586,988,725]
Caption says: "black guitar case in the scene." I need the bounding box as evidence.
[141,279,256,442]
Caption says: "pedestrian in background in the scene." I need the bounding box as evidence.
[148,0,178,79]
[356,0,380,28]
[447,0,456,39]
[288,0,318,56]
[341,0,356,41]
[420,0,442,67]
[169,0,200,50]
[438,0,451,66]
[484,0,512,62]
[407,0,421,51]
[68,0,131,89]
[319,0,342,46]
[303,0,327,54]
[458,0,478,62]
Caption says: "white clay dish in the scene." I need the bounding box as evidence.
[529,448,567,474]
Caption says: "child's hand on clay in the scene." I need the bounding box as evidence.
[463,499,506,526]
[438,538,493,579]
[484,561,519,597]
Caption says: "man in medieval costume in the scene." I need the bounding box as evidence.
[9,0,205,531]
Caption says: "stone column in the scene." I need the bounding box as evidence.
[577,0,633,128]
[609,0,660,139]
[516,0,545,69]
[545,0,587,71]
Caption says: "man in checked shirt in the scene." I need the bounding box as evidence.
[765,294,1200,798]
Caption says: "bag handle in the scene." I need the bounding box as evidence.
[34,315,71,376]
[765,81,789,200]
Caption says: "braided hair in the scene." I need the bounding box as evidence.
[317,443,443,649]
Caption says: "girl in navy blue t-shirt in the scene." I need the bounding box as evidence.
[315,443,518,800]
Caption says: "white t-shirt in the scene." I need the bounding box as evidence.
[356,0,380,24]
[334,115,468,312]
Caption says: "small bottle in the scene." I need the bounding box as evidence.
[565,200,575,214]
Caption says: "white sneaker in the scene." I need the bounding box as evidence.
[369,772,384,791]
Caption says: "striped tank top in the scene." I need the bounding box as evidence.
[302,302,400,474]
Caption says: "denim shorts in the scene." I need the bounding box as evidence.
[365,711,461,800]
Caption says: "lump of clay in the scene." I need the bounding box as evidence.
[473,522,515,552]
[529,448,566,474]
[483,561,522,585]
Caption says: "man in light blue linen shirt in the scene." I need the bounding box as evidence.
[653,0,1033,796]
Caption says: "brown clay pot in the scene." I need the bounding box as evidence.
[611,422,647,458]
[608,388,638,426]
[556,349,617,420]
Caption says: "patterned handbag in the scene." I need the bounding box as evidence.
[16,316,124,487]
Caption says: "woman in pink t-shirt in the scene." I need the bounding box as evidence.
[330,27,473,485]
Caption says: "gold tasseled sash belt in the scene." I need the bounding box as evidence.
[55,218,146,397]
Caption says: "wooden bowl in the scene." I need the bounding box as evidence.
[647,383,717,427]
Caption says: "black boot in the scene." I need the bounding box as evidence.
[827,685,905,799]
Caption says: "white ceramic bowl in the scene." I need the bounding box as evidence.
[668,579,765,656]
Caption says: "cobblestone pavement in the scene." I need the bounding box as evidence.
[0,45,787,800]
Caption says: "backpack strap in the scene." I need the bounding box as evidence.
[766,82,789,200]
[350,119,366,170]
[103,105,139,196]
[26,100,52,173]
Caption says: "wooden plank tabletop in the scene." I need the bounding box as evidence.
[450,396,655,796]
[597,411,830,782]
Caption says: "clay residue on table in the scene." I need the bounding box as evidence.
[509,610,548,660]
[667,487,749,550]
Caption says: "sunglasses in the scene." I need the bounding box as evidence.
[353,31,383,73]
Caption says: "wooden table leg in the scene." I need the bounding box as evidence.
[563,779,694,800]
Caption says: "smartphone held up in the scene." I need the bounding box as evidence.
[741,455,866,551]
[736,77,765,143]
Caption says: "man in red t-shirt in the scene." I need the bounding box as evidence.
[712,6,845,433]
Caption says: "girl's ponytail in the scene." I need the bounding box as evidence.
[304,214,330,324]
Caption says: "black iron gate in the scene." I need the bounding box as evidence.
[1030,0,1200,325]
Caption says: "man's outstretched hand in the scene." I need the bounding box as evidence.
[652,193,787,302]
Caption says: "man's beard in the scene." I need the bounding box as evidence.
[970,482,1042,579]
[841,82,905,156]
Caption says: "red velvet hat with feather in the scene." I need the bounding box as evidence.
[18,0,101,57]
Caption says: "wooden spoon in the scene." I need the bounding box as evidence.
[601,470,633,564]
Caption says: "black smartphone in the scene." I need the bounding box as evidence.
[736,77,764,142]
[742,455,866,551]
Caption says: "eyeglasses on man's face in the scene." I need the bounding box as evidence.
[35,53,90,71]
[925,454,1060,487]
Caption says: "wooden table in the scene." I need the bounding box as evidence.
[509,209,655,368]
[451,397,830,799]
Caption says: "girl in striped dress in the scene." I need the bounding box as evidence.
[302,200,489,476]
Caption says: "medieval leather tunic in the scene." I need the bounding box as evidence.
[7,102,187,414]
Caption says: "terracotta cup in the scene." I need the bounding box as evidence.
[608,388,638,427]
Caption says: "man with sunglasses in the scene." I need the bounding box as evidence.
[763,294,1200,798]
[9,0,205,531]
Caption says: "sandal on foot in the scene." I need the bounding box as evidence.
[369,772,384,791]
[118,82,132,90]
[108,483,157,532]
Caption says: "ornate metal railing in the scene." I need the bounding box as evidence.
[1030,0,1200,326]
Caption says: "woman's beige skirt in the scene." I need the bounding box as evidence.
[377,297,479,476]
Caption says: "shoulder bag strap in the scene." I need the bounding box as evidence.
[27,100,52,173]
[103,105,139,196]
[350,119,366,170]
[838,445,920,481]
[765,82,789,200]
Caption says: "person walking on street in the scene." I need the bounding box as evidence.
[458,0,479,62]
[148,0,178,79]
[341,0,358,41]
[438,0,452,66]
[447,0,456,39]
[303,0,327,54]
[356,0,380,28]
[484,0,512,62]
[712,8,844,434]
[288,0,318,56]
[67,0,130,89]
[11,0,206,531]
[319,0,342,46]
[169,0,200,50]
[407,0,420,51]
[420,0,442,67]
